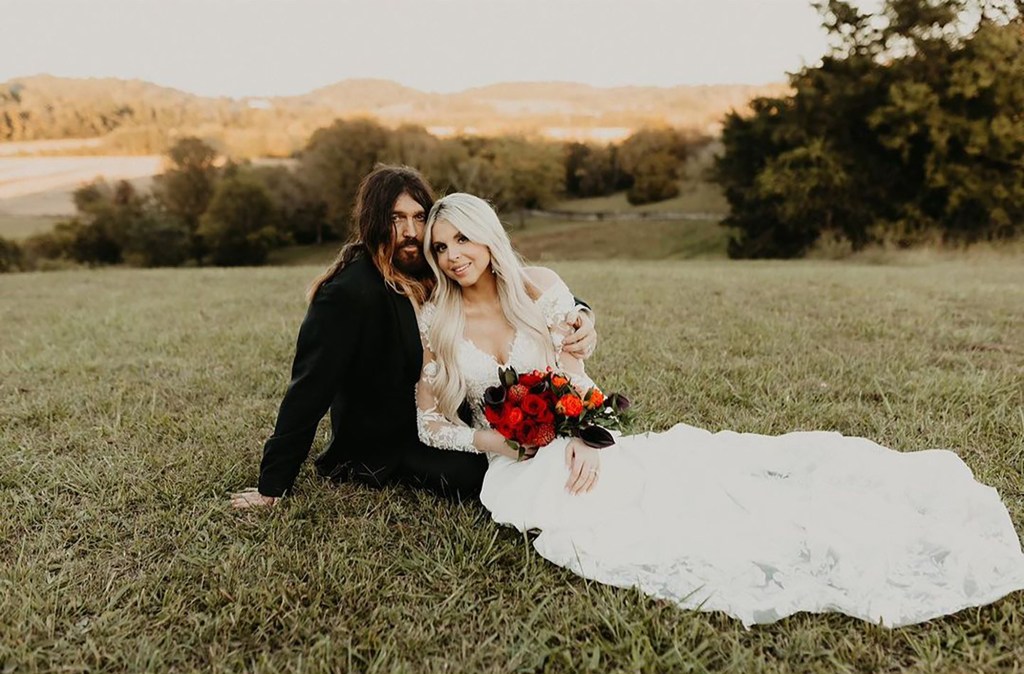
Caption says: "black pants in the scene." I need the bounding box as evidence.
[316,442,488,501]
[397,443,488,500]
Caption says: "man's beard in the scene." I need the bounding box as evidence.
[393,239,429,277]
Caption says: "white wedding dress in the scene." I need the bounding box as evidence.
[415,280,1024,627]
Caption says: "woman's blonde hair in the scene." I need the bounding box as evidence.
[424,193,556,422]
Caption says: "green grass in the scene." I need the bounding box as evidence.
[513,217,729,261]
[552,182,728,216]
[0,214,62,240]
[2,260,1023,673]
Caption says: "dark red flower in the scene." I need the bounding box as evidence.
[521,393,549,417]
[517,420,536,443]
[508,384,528,404]
[484,405,502,425]
[519,370,545,387]
[526,423,556,447]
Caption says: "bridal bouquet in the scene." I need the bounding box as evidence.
[483,367,630,459]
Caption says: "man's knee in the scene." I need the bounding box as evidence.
[401,448,487,500]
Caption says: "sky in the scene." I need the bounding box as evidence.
[0,0,849,97]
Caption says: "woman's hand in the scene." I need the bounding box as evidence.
[230,487,278,509]
[564,437,601,495]
[561,310,597,361]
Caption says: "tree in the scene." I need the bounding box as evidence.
[714,0,1024,257]
[197,176,281,266]
[121,209,191,267]
[488,137,564,224]
[153,137,220,252]
[299,119,390,238]
[564,143,620,198]
[246,164,329,244]
[618,128,696,205]
[0,237,25,273]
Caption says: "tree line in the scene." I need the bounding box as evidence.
[714,0,1024,257]
[0,76,762,158]
[0,123,706,272]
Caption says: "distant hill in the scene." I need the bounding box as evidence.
[0,75,788,154]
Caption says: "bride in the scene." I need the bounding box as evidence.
[413,192,1024,627]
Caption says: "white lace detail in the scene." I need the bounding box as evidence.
[536,279,576,353]
[415,405,478,452]
[536,278,575,326]
[418,301,437,350]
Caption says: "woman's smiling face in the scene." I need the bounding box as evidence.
[430,217,493,287]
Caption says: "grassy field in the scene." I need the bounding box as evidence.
[550,182,727,216]
[2,260,1023,673]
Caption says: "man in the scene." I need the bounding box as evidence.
[231,165,596,507]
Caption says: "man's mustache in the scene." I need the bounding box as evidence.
[397,237,421,250]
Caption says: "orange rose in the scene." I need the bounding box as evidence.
[585,388,605,409]
[556,394,584,418]
[551,375,570,389]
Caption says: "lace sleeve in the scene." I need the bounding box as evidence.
[535,278,596,391]
[415,305,479,453]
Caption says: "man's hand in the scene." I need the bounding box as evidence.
[230,487,278,509]
[561,309,597,360]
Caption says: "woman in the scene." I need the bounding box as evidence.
[413,193,1024,627]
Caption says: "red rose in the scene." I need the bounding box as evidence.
[503,406,525,427]
[537,407,555,424]
[556,394,584,418]
[484,405,503,425]
[521,394,549,417]
[519,371,545,387]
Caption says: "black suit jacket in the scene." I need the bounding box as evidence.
[259,254,435,496]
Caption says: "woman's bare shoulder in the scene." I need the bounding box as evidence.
[522,266,562,293]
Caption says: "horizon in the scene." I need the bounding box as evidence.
[0,72,788,100]
[0,0,849,99]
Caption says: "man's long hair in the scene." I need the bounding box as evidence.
[307,164,435,303]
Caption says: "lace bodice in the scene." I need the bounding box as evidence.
[415,277,581,452]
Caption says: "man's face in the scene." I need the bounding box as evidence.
[391,192,428,275]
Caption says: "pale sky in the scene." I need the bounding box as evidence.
[0,0,844,97]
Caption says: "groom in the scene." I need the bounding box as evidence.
[231,164,596,507]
